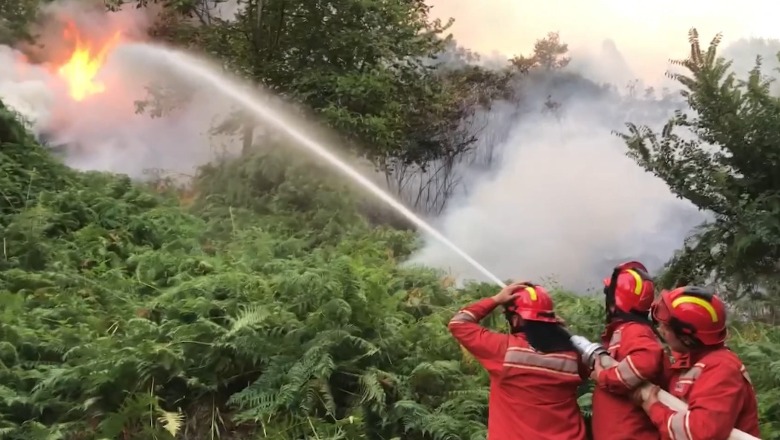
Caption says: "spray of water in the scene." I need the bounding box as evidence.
[118,43,507,288]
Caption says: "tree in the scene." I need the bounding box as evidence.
[615,28,780,314]
[3,77,780,439]
[0,0,40,44]
[510,31,571,72]
[4,1,780,435]
[132,0,509,170]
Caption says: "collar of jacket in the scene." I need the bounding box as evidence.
[600,320,627,344]
[670,342,727,369]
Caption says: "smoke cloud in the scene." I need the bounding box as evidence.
[0,0,245,178]
[426,0,780,85]
[1,0,779,291]
[406,73,705,290]
[407,0,780,289]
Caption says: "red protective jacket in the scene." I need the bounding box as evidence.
[592,321,667,440]
[647,345,761,440]
[447,297,588,440]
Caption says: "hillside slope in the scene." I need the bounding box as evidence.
[0,99,778,439]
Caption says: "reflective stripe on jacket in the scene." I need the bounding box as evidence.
[592,321,668,440]
[647,346,760,440]
[448,297,588,440]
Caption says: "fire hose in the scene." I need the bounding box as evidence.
[569,334,760,440]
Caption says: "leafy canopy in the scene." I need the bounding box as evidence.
[617,29,780,312]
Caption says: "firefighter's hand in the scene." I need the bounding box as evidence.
[634,384,660,412]
[590,356,605,381]
[631,386,643,405]
[491,281,531,304]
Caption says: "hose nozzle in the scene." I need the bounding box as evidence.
[569,335,608,368]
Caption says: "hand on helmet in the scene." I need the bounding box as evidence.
[492,281,532,305]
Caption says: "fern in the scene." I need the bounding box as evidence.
[2,50,780,440]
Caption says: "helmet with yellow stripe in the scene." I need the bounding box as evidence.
[603,261,655,314]
[504,282,559,323]
[650,286,727,347]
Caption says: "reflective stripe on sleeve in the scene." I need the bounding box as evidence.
[615,355,646,388]
[504,346,580,377]
[449,310,477,324]
[669,411,692,440]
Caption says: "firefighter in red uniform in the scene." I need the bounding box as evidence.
[637,286,761,439]
[591,261,667,440]
[448,281,588,440]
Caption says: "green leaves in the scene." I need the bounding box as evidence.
[617,32,780,434]
[618,29,780,305]
[2,17,780,435]
[130,0,511,173]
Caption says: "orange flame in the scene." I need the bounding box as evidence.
[57,22,121,101]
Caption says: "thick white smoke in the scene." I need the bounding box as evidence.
[0,46,57,128]
[407,1,780,289]
[407,77,705,289]
[1,0,778,291]
[0,0,246,178]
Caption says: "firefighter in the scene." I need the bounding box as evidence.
[635,286,761,439]
[591,261,668,440]
[448,281,588,440]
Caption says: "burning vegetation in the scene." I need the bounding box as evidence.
[55,20,121,101]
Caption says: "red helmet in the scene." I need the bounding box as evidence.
[504,283,558,323]
[603,261,655,313]
[650,286,727,346]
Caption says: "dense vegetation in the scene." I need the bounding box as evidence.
[621,30,780,313]
[1,1,780,439]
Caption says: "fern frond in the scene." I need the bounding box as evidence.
[157,409,184,437]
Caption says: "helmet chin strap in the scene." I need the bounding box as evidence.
[614,307,669,346]
[679,334,703,350]
[503,311,525,333]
